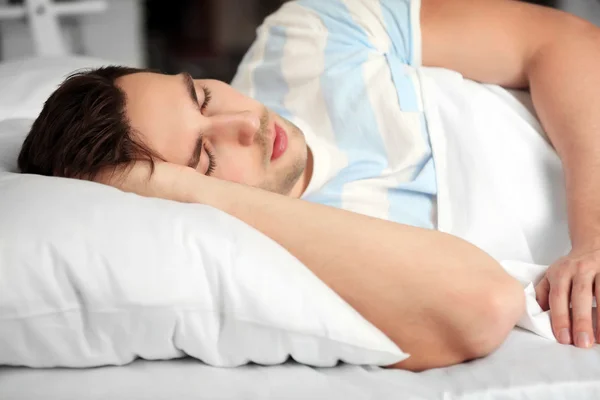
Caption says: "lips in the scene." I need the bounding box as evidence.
[271,122,288,161]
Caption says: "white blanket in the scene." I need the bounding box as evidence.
[420,67,575,342]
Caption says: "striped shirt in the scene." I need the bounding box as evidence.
[231,0,437,229]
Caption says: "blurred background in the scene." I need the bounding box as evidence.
[0,0,598,83]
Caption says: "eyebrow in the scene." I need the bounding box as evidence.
[187,134,204,169]
[182,72,200,109]
[181,73,204,168]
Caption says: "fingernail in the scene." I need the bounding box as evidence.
[576,332,591,348]
[558,328,571,344]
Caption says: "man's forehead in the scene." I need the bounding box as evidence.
[116,71,172,94]
[117,71,199,167]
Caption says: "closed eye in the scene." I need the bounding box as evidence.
[200,86,212,113]
[204,144,217,176]
[182,73,212,115]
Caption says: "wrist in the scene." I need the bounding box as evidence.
[177,169,230,211]
[571,239,600,255]
[568,228,600,255]
[173,168,204,204]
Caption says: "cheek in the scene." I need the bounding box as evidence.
[218,168,245,185]
[214,149,263,185]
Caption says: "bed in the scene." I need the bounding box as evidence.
[1,46,600,400]
[2,329,600,399]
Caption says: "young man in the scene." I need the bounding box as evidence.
[17,0,600,371]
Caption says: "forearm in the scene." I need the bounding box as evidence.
[180,172,523,369]
[527,18,600,248]
[191,173,502,286]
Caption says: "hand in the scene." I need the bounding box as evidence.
[535,247,600,348]
[93,161,197,203]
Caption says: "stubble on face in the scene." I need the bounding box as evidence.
[255,110,307,196]
[254,110,271,169]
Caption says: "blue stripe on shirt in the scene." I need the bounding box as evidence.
[380,0,414,65]
[381,0,437,228]
[300,0,388,209]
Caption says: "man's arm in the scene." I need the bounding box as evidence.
[110,162,524,371]
[420,0,600,346]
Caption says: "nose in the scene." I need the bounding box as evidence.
[205,111,261,146]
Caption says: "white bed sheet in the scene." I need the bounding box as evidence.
[2,329,600,400]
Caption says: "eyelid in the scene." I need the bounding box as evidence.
[203,140,217,176]
[200,86,212,113]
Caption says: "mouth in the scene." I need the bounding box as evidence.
[271,121,288,161]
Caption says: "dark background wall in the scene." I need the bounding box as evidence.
[0,0,597,73]
[145,0,286,81]
[144,0,594,82]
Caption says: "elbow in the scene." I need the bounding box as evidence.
[460,277,525,361]
[387,269,526,372]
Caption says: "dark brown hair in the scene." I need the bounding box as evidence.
[18,66,164,180]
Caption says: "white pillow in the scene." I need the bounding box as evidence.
[0,57,407,368]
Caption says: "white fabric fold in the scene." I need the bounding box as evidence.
[501,261,555,340]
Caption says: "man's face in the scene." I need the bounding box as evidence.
[117,72,309,197]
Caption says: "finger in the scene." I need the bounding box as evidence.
[549,269,573,345]
[535,277,550,311]
[571,269,595,348]
[594,275,600,343]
